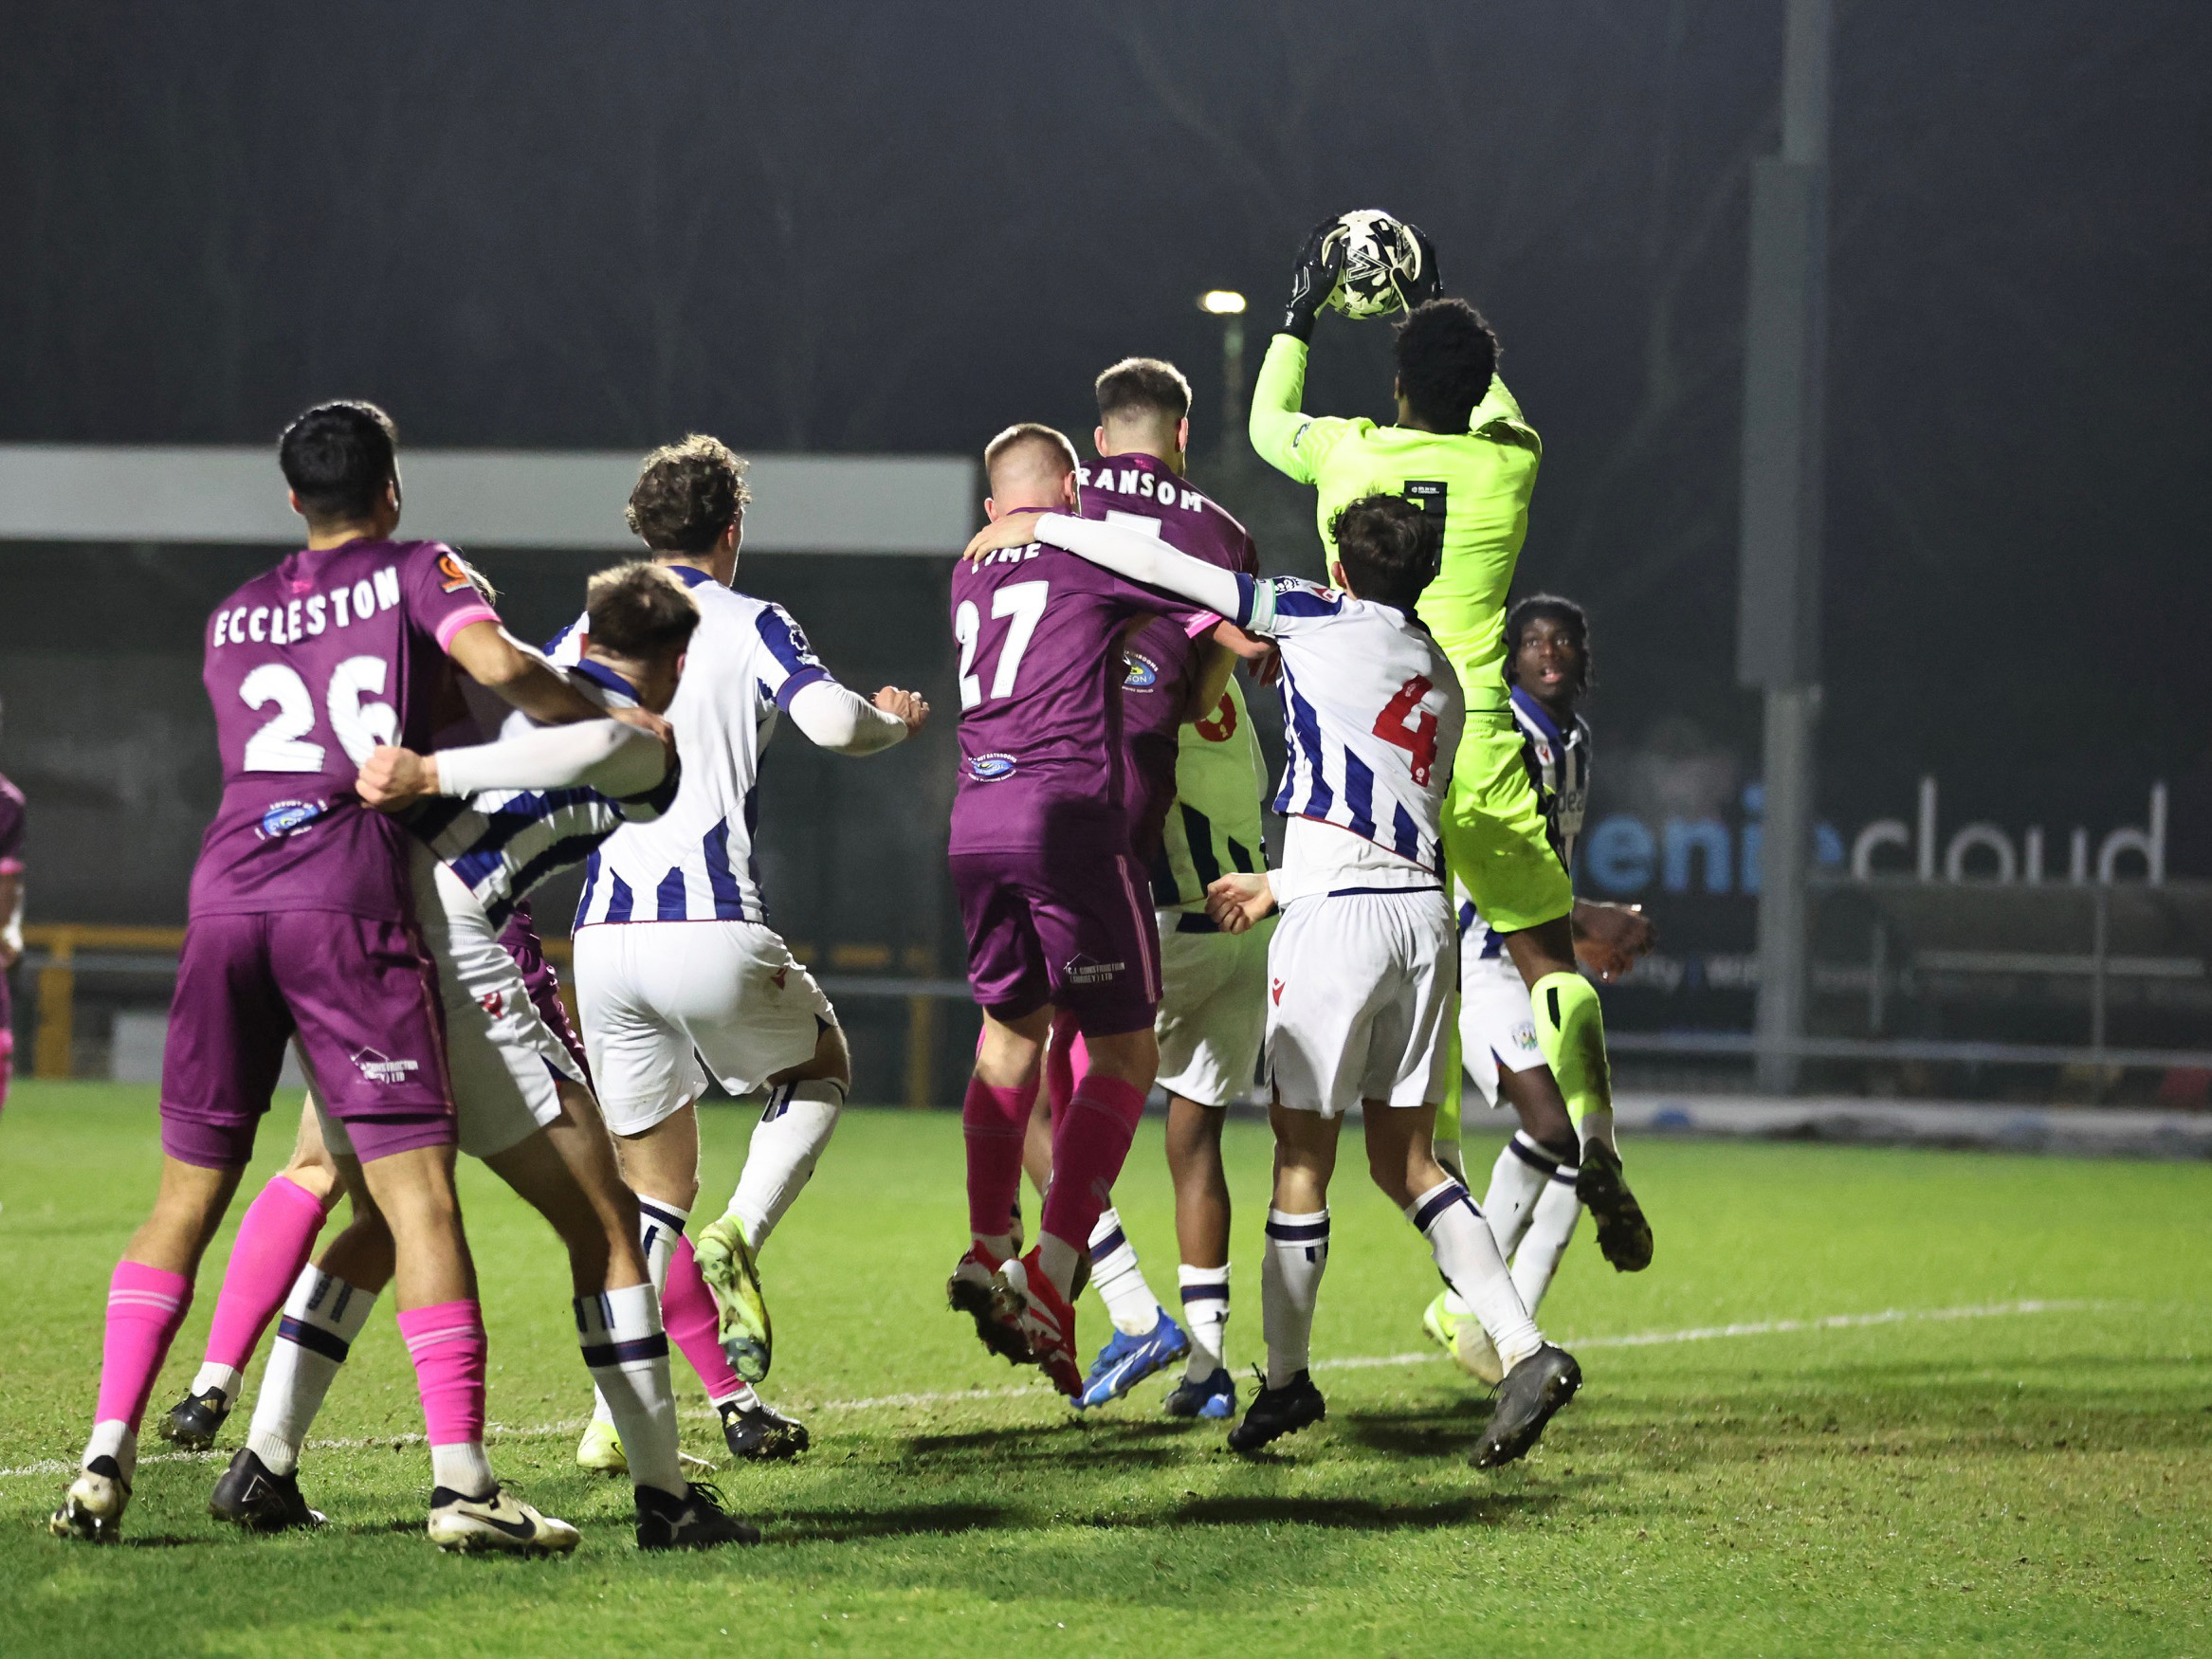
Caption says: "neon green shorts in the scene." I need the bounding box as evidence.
[1440,709,1573,936]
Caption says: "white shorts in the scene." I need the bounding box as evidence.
[1265,888,1458,1119]
[1154,912,1272,1108]
[320,848,581,1162]
[1461,942,1545,1108]
[573,919,833,1137]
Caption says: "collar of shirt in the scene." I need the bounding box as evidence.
[572,658,640,704]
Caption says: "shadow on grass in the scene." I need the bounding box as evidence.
[1168,1489,1558,1530]
[766,1502,1010,1542]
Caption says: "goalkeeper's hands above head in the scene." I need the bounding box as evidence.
[1281,217,1346,341]
[1399,220,1444,311]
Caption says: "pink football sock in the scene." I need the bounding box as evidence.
[203,1176,329,1373]
[962,1076,1033,1240]
[1038,1072,1146,1256]
[395,1299,487,1449]
[663,1234,743,1405]
[95,1262,194,1433]
[1044,1011,1086,1123]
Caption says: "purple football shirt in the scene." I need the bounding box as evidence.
[949,531,1188,853]
[1077,453,1260,859]
[189,538,499,921]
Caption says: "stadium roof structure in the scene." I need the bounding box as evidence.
[0,445,978,556]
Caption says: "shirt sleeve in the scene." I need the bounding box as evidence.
[1031,514,1246,624]
[434,719,669,801]
[753,604,833,712]
[1249,334,1357,485]
[404,545,504,653]
[542,611,590,665]
[1245,577,1345,639]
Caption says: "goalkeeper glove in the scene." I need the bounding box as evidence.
[1281,218,1345,341]
[1398,221,1444,310]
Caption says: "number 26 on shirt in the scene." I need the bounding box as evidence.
[954,580,1049,710]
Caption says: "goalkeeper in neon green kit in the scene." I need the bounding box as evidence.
[1249,221,1653,1274]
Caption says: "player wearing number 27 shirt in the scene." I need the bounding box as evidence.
[970,495,1584,1468]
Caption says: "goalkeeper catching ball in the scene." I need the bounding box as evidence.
[1248,220,1653,1274]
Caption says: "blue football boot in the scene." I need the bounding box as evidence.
[1076,1308,1190,1410]
[1161,1366,1236,1421]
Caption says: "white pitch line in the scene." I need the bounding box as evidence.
[0,1298,2093,1482]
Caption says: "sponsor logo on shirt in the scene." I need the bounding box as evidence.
[969,753,1017,782]
[1064,954,1124,985]
[351,1047,421,1085]
[1122,651,1161,691]
[478,991,503,1018]
[258,800,327,839]
[437,553,477,593]
[1271,977,1285,1005]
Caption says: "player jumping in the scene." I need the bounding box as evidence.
[50,402,606,1548]
[946,423,1210,1396]
[1021,359,1275,1417]
[551,436,927,1467]
[1422,595,1656,1380]
[1251,232,1654,1272]
[960,494,1582,1468]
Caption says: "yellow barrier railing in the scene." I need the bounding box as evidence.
[15,924,950,1106]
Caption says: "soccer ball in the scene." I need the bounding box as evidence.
[1322,210,1431,319]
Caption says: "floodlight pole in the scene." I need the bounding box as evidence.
[1738,0,1833,1093]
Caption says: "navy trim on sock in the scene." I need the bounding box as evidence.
[1089,1225,1128,1261]
[1179,1282,1229,1304]
[1507,1136,1563,1176]
[1411,1184,1473,1233]
[1265,1216,1330,1243]
[277,1315,351,1365]
[581,1334,671,1368]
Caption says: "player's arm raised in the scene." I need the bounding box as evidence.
[1248,221,1344,483]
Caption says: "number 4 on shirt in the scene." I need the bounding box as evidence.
[1373,674,1439,785]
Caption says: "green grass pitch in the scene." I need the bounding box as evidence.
[2,1082,2206,1655]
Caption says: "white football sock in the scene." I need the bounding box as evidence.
[725,1080,844,1251]
[244,1267,379,1478]
[1177,1263,1231,1381]
[1484,1131,1565,1260]
[1578,1105,1618,1157]
[1260,1207,1328,1388]
[593,1195,689,1433]
[1511,1160,1584,1315]
[719,1379,760,1412]
[188,1361,246,1403]
[1087,1208,1163,1337]
[1406,1180,1543,1372]
[1037,1232,1084,1303]
[576,1285,683,1498]
[82,1421,137,1483]
[430,1442,496,1498]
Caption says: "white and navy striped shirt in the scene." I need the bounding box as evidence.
[552,567,829,929]
[1460,684,1590,957]
[1234,576,1464,883]
[406,661,678,928]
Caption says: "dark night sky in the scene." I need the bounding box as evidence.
[3,0,2208,864]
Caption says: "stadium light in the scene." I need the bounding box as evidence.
[1197,289,1246,315]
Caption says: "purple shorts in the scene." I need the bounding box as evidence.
[161,909,455,1169]
[498,908,591,1084]
[949,845,1161,1038]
